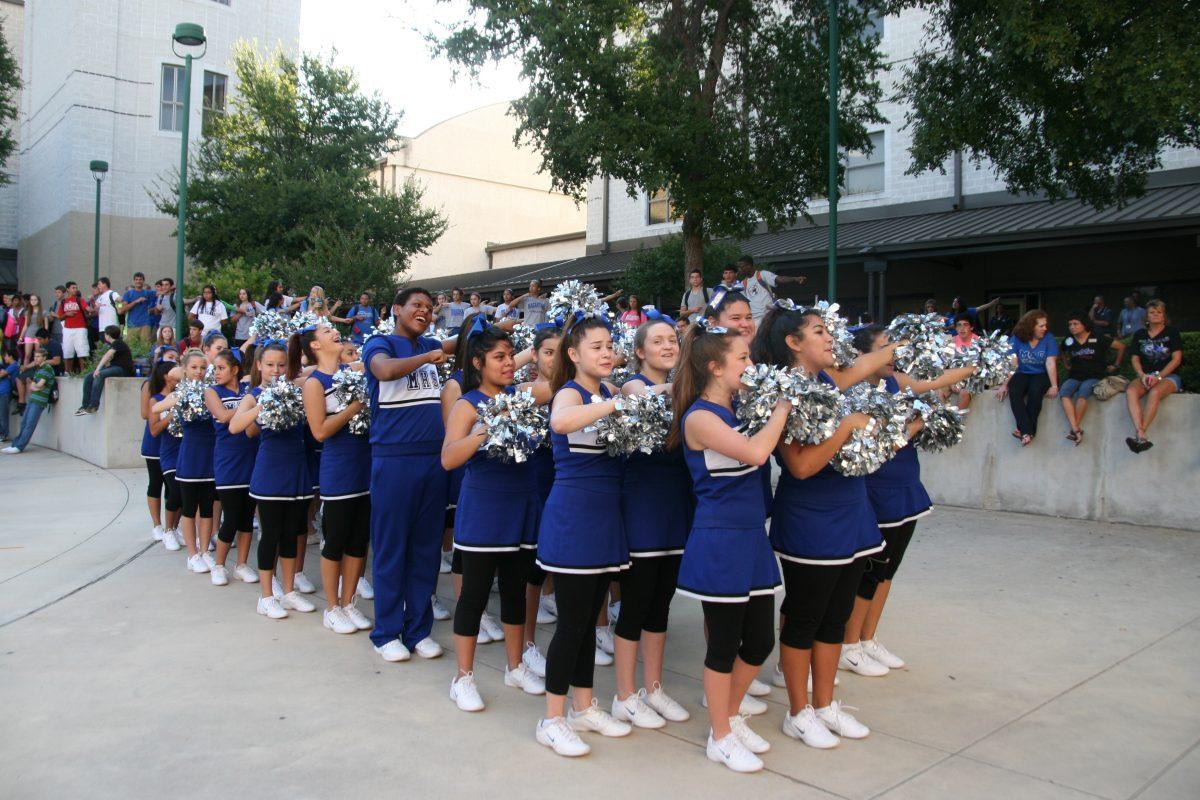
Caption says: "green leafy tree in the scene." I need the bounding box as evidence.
[185,257,275,306]
[902,1,1200,208]
[0,23,20,184]
[622,236,742,310]
[437,1,887,276]
[153,47,446,295]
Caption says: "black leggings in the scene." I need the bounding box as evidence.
[321,495,371,561]
[216,487,256,545]
[453,548,534,637]
[256,499,306,570]
[544,572,611,696]
[527,561,548,587]
[780,559,867,650]
[163,470,181,513]
[1008,371,1051,436]
[859,521,916,600]
[145,459,164,499]
[701,594,776,674]
[615,555,681,641]
[179,480,216,518]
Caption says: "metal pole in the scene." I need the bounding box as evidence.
[827,0,839,301]
[93,178,102,286]
[175,53,193,340]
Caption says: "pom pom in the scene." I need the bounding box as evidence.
[911,392,968,452]
[509,323,536,354]
[609,320,636,360]
[331,368,370,436]
[606,366,631,388]
[362,316,395,344]
[811,300,859,368]
[591,390,671,456]
[175,378,211,423]
[249,309,292,343]
[475,388,548,463]
[949,330,1015,393]
[289,309,329,333]
[887,313,955,380]
[830,380,913,477]
[257,377,305,431]
[736,364,841,444]
[167,414,183,438]
[548,279,604,322]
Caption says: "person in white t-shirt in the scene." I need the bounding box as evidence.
[736,255,806,325]
[511,279,551,326]
[189,284,228,335]
[93,277,122,330]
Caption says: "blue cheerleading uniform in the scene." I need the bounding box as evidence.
[676,399,780,602]
[212,384,258,490]
[362,333,449,649]
[621,375,692,557]
[769,371,884,564]
[141,390,162,460]
[158,405,181,475]
[176,405,216,483]
[536,381,629,574]
[308,368,370,499]
[865,375,932,527]
[248,386,313,501]
[305,428,322,494]
[444,370,465,516]
[453,387,541,551]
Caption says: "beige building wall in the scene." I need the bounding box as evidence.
[0,0,23,256]
[488,234,584,270]
[378,102,585,282]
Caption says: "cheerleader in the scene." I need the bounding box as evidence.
[839,325,976,675]
[153,350,216,574]
[362,288,455,662]
[297,324,373,635]
[154,363,184,551]
[436,324,471,630]
[341,340,374,602]
[672,323,790,773]
[140,361,174,545]
[204,350,259,587]
[750,305,899,749]
[229,341,316,619]
[534,314,632,758]
[613,314,690,726]
[441,318,549,710]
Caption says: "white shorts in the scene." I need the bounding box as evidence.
[62,327,90,358]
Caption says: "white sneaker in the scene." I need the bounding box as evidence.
[783,705,839,749]
[356,576,374,600]
[593,646,613,667]
[536,601,557,624]
[862,637,905,669]
[306,531,319,546]
[281,591,316,613]
[439,550,453,574]
[431,595,451,621]
[707,732,763,773]
[608,600,621,624]
[234,564,259,583]
[504,662,546,695]
[839,642,889,677]
[413,637,443,659]
[816,700,870,739]
[476,627,492,644]
[201,552,217,570]
[644,682,690,722]
[450,672,485,711]
[522,642,547,678]
[375,639,410,662]
[210,565,229,586]
[152,525,164,542]
[568,698,632,737]
[207,538,216,552]
[343,602,372,631]
[540,593,558,618]
[187,554,209,574]
[256,595,288,619]
[163,530,180,552]
[491,577,499,593]
[0,446,19,454]
[747,677,771,697]
[595,625,615,655]
[293,571,316,594]
[479,612,505,642]
[322,606,355,634]
[702,692,768,716]
[271,576,283,598]
[730,713,771,753]
[773,663,787,688]
[537,717,590,757]
[612,689,666,729]
[173,529,186,548]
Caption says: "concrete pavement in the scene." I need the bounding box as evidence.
[1,448,1198,799]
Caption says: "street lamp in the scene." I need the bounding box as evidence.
[171,22,206,339]
[827,0,840,302]
[89,160,108,286]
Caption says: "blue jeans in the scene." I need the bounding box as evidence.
[1060,377,1100,400]
[82,366,124,409]
[0,390,9,438]
[12,402,45,451]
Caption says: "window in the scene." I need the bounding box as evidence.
[647,188,676,225]
[845,131,885,195]
[202,71,228,135]
[159,64,184,132]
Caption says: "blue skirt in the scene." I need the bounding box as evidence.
[621,471,692,557]
[456,483,541,551]
[176,430,216,482]
[446,465,465,509]
[537,483,629,574]
[770,472,884,564]
[867,482,932,527]
[677,526,781,603]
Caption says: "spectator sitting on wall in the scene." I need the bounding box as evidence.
[77,325,134,415]
[0,350,18,442]
[996,309,1059,447]
[1088,294,1115,334]
[945,295,1000,332]
[152,326,177,365]
[33,329,63,376]
[1125,300,1184,454]
[1117,295,1146,338]
[1058,310,1125,446]
[2,347,55,454]
[950,313,981,409]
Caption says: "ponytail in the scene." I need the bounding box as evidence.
[666,325,739,451]
[286,329,318,380]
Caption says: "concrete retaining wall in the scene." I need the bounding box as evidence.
[30,376,144,469]
[921,392,1200,531]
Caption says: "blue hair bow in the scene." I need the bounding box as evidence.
[295,325,318,335]
[709,286,746,309]
[641,305,675,326]
[534,322,559,332]
[466,313,493,340]
[563,308,611,334]
[261,338,288,348]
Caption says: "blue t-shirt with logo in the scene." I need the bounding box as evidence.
[123,288,158,327]
[363,334,445,456]
[1009,334,1059,374]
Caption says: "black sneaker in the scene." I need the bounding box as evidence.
[1136,439,1154,453]
[1125,437,1140,453]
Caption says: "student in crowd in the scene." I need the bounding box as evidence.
[230,288,266,349]
[1125,300,1184,453]
[1118,296,1147,338]
[190,285,228,337]
[76,325,134,415]
[152,326,177,365]
[57,284,89,374]
[3,348,56,454]
[1059,311,1125,446]
[0,351,19,442]
[21,294,45,365]
[618,295,647,327]
[950,313,980,409]
[996,310,1058,447]
[467,292,497,321]
[680,269,713,322]
[494,288,520,322]
[1088,294,1115,334]
[151,278,179,335]
[437,288,472,334]
[946,296,1000,332]
[47,286,66,346]
[715,265,742,294]
[92,277,122,334]
[183,320,205,351]
[33,329,63,376]
[737,255,806,326]
[123,273,158,345]
[511,280,551,327]
[347,292,380,345]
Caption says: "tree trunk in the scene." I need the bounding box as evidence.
[681,210,704,283]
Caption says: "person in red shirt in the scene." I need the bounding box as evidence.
[57,282,90,374]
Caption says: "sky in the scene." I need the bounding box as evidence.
[298,0,526,136]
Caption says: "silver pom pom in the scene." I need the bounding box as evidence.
[332,369,370,436]
[831,380,912,477]
[363,316,395,344]
[911,392,968,452]
[175,378,211,423]
[949,330,1015,393]
[737,364,841,444]
[167,414,183,438]
[547,279,604,322]
[607,366,631,388]
[512,363,537,385]
[592,391,671,456]
[257,377,305,431]
[289,309,330,333]
[475,388,548,463]
[887,313,955,380]
[249,309,292,343]
[610,320,636,360]
[509,323,536,353]
[811,300,859,368]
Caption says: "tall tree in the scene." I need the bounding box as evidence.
[437,1,888,275]
[153,47,446,300]
[903,0,1200,208]
[0,23,20,185]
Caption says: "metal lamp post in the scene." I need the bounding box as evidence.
[89,160,108,286]
[827,0,840,302]
[171,22,206,339]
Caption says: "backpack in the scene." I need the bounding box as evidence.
[751,271,775,301]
